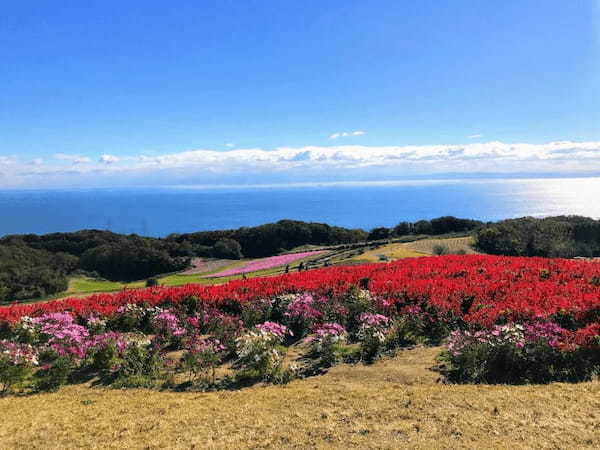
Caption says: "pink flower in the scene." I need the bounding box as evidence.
[256,321,292,338]
[285,293,322,321]
[204,251,325,278]
[312,323,346,338]
[152,311,186,337]
[359,313,389,328]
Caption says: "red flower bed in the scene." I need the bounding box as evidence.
[1,255,599,330]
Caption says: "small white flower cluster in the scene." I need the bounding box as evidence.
[18,316,36,332]
[86,315,107,333]
[117,303,163,320]
[235,329,283,373]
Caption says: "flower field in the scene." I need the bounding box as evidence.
[0,255,598,392]
[203,250,326,278]
[2,254,599,327]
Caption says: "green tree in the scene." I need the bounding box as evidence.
[212,239,243,259]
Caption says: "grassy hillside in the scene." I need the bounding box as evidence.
[401,236,479,254]
[350,243,424,262]
[1,346,598,449]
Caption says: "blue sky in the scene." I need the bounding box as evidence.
[1,1,600,187]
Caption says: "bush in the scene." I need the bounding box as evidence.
[151,310,186,347]
[344,287,372,330]
[383,317,423,350]
[234,322,291,381]
[0,340,38,394]
[111,344,165,388]
[85,332,127,373]
[309,323,346,367]
[356,313,390,363]
[35,355,73,392]
[181,336,225,385]
[283,293,322,336]
[108,304,160,333]
[433,244,449,255]
[443,342,599,384]
[197,309,244,355]
[241,298,274,328]
[443,323,600,384]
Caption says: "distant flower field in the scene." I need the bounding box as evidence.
[180,258,234,275]
[203,250,326,278]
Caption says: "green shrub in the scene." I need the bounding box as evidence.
[384,317,424,350]
[234,327,289,381]
[0,360,34,394]
[86,342,122,374]
[181,337,224,385]
[442,343,600,384]
[344,287,372,329]
[356,314,390,363]
[111,344,165,388]
[433,244,449,255]
[35,356,73,392]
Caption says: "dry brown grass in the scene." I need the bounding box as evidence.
[1,346,599,449]
[350,243,424,262]
[401,236,480,255]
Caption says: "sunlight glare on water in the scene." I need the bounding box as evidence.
[507,178,600,218]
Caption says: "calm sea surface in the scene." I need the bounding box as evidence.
[1,178,599,237]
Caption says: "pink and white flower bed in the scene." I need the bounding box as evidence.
[203,251,326,278]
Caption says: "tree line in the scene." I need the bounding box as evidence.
[168,219,368,258]
[474,216,600,257]
[366,216,483,241]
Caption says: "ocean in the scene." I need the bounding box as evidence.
[1,177,599,237]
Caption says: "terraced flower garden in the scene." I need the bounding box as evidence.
[0,254,599,398]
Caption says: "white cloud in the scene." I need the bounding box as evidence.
[468,134,483,139]
[99,154,120,164]
[2,140,600,187]
[225,143,235,148]
[0,156,18,165]
[329,130,366,139]
[53,153,92,164]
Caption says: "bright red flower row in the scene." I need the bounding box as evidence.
[1,255,599,331]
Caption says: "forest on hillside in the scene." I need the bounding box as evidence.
[474,216,600,257]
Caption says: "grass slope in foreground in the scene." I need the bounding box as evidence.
[1,346,598,449]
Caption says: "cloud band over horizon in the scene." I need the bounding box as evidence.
[2,140,600,188]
